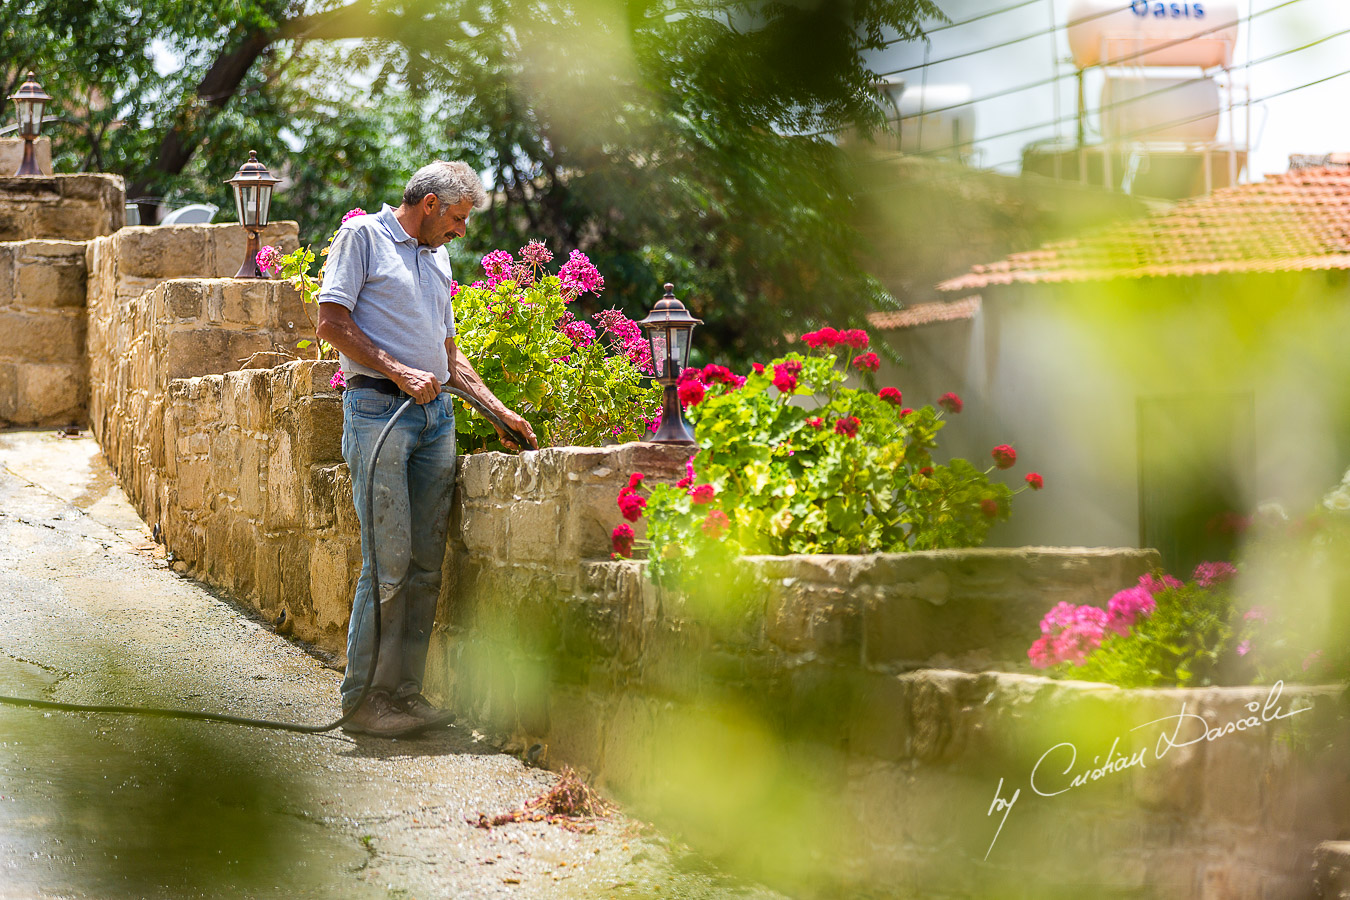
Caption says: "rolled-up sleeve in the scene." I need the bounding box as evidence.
[317,226,367,311]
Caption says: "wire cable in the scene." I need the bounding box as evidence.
[921,0,1043,35]
[0,387,531,734]
[891,16,1347,160]
[889,0,1308,121]
[878,1,1130,72]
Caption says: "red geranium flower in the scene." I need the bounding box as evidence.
[675,475,693,490]
[920,466,933,476]
[701,509,730,539]
[690,484,716,504]
[853,352,880,372]
[878,387,902,405]
[840,329,869,350]
[992,445,1016,470]
[938,392,963,414]
[618,492,647,522]
[801,330,826,349]
[752,363,765,374]
[611,524,635,557]
[834,416,860,438]
[678,380,706,407]
[806,417,824,429]
[625,472,645,491]
[1025,472,1044,490]
[813,327,841,347]
[678,367,703,385]
[771,366,798,394]
[981,498,999,517]
[899,407,914,417]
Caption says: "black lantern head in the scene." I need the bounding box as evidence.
[225,151,281,277]
[9,72,51,176]
[226,150,280,229]
[638,283,702,444]
[637,283,702,384]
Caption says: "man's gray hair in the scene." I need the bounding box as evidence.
[403,161,488,209]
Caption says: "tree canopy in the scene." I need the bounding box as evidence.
[2,0,943,362]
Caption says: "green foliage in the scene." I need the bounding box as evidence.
[16,0,945,366]
[1073,581,1242,688]
[634,338,1028,586]
[450,255,659,452]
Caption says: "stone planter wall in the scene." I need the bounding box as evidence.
[0,240,89,425]
[0,174,123,242]
[84,275,1350,899]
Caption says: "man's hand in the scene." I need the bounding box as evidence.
[495,409,539,452]
[393,366,441,404]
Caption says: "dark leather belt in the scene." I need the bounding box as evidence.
[345,374,405,396]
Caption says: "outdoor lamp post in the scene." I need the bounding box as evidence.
[8,72,51,176]
[638,283,702,445]
[225,150,280,278]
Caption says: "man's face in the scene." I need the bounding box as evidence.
[418,195,474,248]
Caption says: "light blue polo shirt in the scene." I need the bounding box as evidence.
[317,205,457,383]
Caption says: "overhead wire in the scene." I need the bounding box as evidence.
[919,0,1044,35]
[898,19,1350,161]
[888,0,1309,122]
[876,1,1130,73]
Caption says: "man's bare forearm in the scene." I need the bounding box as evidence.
[446,337,509,416]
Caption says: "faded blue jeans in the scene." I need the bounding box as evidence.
[339,388,457,711]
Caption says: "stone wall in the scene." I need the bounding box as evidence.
[0,175,124,241]
[0,240,88,425]
[0,138,53,176]
[84,275,1349,899]
[86,279,310,541]
[85,222,299,311]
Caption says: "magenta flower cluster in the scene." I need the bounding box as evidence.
[593,308,652,374]
[1029,572,1177,668]
[256,244,281,276]
[558,249,605,297]
[482,249,515,288]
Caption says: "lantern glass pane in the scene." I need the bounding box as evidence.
[17,100,41,137]
[255,185,273,228]
[232,184,249,226]
[672,326,691,370]
[649,329,669,380]
[236,185,264,226]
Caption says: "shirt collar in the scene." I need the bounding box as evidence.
[377,204,416,246]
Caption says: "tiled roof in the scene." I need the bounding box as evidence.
[938,167,1350,292]
[867,297,982,331]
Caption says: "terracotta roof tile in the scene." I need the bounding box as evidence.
[939,167,1350,291]
[867,297,982,331]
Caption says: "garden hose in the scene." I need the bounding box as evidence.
[0,385,530,735]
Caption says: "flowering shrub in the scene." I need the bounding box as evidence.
[265,208,370,360]
[450,244,659,450]
[609,325,1039,582]
[1029,563,1258,687]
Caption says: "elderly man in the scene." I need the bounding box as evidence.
[317,161,537,738]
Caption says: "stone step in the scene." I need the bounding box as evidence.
[1314,842,1350,899]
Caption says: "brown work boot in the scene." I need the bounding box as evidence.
[394,692,456,729]
[342,690,426,738]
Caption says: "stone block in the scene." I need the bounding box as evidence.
[14,362,85,424]
[219,280,272,326]
[15,255,85,310]
[295,396,343,465]
[310,539,357,633]
[0,362,16,421]
[160,281,204,319]
[236,436,265,517]
[177,458,209,510]
[506,499,562,564]
[162,327,272,383]
[116,227,212,279]
[265,425,302,530]
[0,138,52,176]
[304,464,338,531]
[0,309,84,363]
[460,503,508,556]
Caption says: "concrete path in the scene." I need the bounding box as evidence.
[0,429,786,900]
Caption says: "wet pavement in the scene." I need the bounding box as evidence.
[0,429,789,900]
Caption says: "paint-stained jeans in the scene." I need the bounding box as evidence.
[339,388,457,711]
